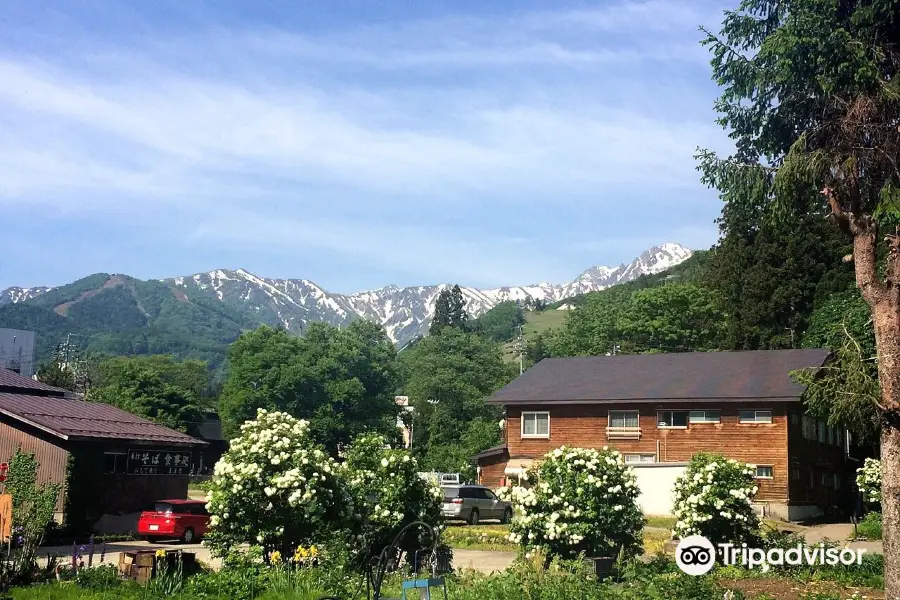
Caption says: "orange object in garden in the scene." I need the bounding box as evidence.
[0,494,12,540]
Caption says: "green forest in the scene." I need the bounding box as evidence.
[32,229,880,479]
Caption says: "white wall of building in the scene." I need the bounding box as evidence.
[631,463,687,516]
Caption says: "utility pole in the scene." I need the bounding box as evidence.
[518,325,525,375]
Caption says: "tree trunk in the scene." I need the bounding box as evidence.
[871,299,900,597]
[883,426,900,598]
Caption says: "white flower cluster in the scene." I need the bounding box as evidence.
[672,456,759,543]
[502,446,642,559]
[856,458,882,505]
[205,409,348,554]
[341,433,442,553]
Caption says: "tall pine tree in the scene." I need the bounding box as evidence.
[430,285,469,335]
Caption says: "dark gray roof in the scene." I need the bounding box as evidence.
[471,445,508,461]
[487,349,831,405]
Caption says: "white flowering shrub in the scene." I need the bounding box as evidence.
[500,446,643,560]
[205,409,350,558]
[341,433,443,564]
[856,458,882,506]
[672,452,760,545]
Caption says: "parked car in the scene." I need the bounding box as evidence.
[137,499,210,543]
[441,484,512,525]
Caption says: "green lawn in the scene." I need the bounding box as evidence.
[522,309,568,337]
[502,309,569,363]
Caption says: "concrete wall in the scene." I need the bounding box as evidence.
[0,328,36,378]
[632,463,687,516]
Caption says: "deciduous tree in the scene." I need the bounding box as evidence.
[698,0,900,588]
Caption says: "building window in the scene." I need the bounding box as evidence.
[821,472,831,487]
[608,411,640,439]
[689,410,720,424]
[103,452,127,474]
[740,410,773,424]
[521,412,550,438]
[808,471,814,488]
[754,465,774,479]
[833,473,841,489]
[624,453,657,464]
[657,411,688,428]
[609,411,639,429]
[817,421,827,443]
[802,415,817,440]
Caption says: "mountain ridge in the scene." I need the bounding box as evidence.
[0,242,692,350]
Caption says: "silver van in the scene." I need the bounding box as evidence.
[441,484,512,525]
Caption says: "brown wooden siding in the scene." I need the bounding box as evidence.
[505,403,791,502]
[477,453,508,490]
[0,419,68,513]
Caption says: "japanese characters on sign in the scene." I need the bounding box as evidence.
[126,450,193,475]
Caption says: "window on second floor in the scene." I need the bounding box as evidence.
[609,410,639,429]
[689,410,720,424]
[657,411,688,428]
[739,410,773,424]
[802,415,817,440]
[521,412,550,438]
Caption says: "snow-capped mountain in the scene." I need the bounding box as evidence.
[0,243,692,345]
[0,286,54,305]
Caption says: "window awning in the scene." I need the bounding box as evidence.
[504,459,534,477]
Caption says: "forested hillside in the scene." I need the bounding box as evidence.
[0,274,257,370]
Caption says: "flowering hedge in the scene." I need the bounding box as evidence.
[498,446,643,560]
[856,457,881,506]
[341,433,443,563]
[204,409,350,557]
[672,452,759,545]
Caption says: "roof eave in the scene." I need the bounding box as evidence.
[0,409,69,440]
[489,396,805,405]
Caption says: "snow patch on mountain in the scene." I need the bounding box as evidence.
[0,286,53,306]
[1,243,692,345]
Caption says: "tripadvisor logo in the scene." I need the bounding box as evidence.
[675,535,867,576]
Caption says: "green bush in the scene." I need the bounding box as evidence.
[204,409,349,559]
[500,446,644,561]
[672,452,760,545]
[341,433,443,565]
[857,512,883,540]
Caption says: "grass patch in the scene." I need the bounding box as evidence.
[443,525,516,551]
[856,512,882,540]
[522,309,567,337]
[644,516,676,530]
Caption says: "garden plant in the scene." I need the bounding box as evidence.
[499,445,644,561]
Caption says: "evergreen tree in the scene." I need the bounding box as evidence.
[430,285,469,335]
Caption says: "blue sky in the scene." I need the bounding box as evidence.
[0,0,734,293]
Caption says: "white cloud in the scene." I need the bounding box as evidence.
[0,0,729,287]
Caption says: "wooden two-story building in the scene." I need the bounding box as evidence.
[474,349,850,521]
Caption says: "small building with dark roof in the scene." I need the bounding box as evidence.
[0,368,206,533]
[475,349,849,521]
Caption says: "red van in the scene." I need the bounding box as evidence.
[137,499,210,543]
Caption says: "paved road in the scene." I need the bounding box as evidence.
[40,540,515,574]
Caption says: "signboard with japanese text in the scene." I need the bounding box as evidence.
[126,449,193,475]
